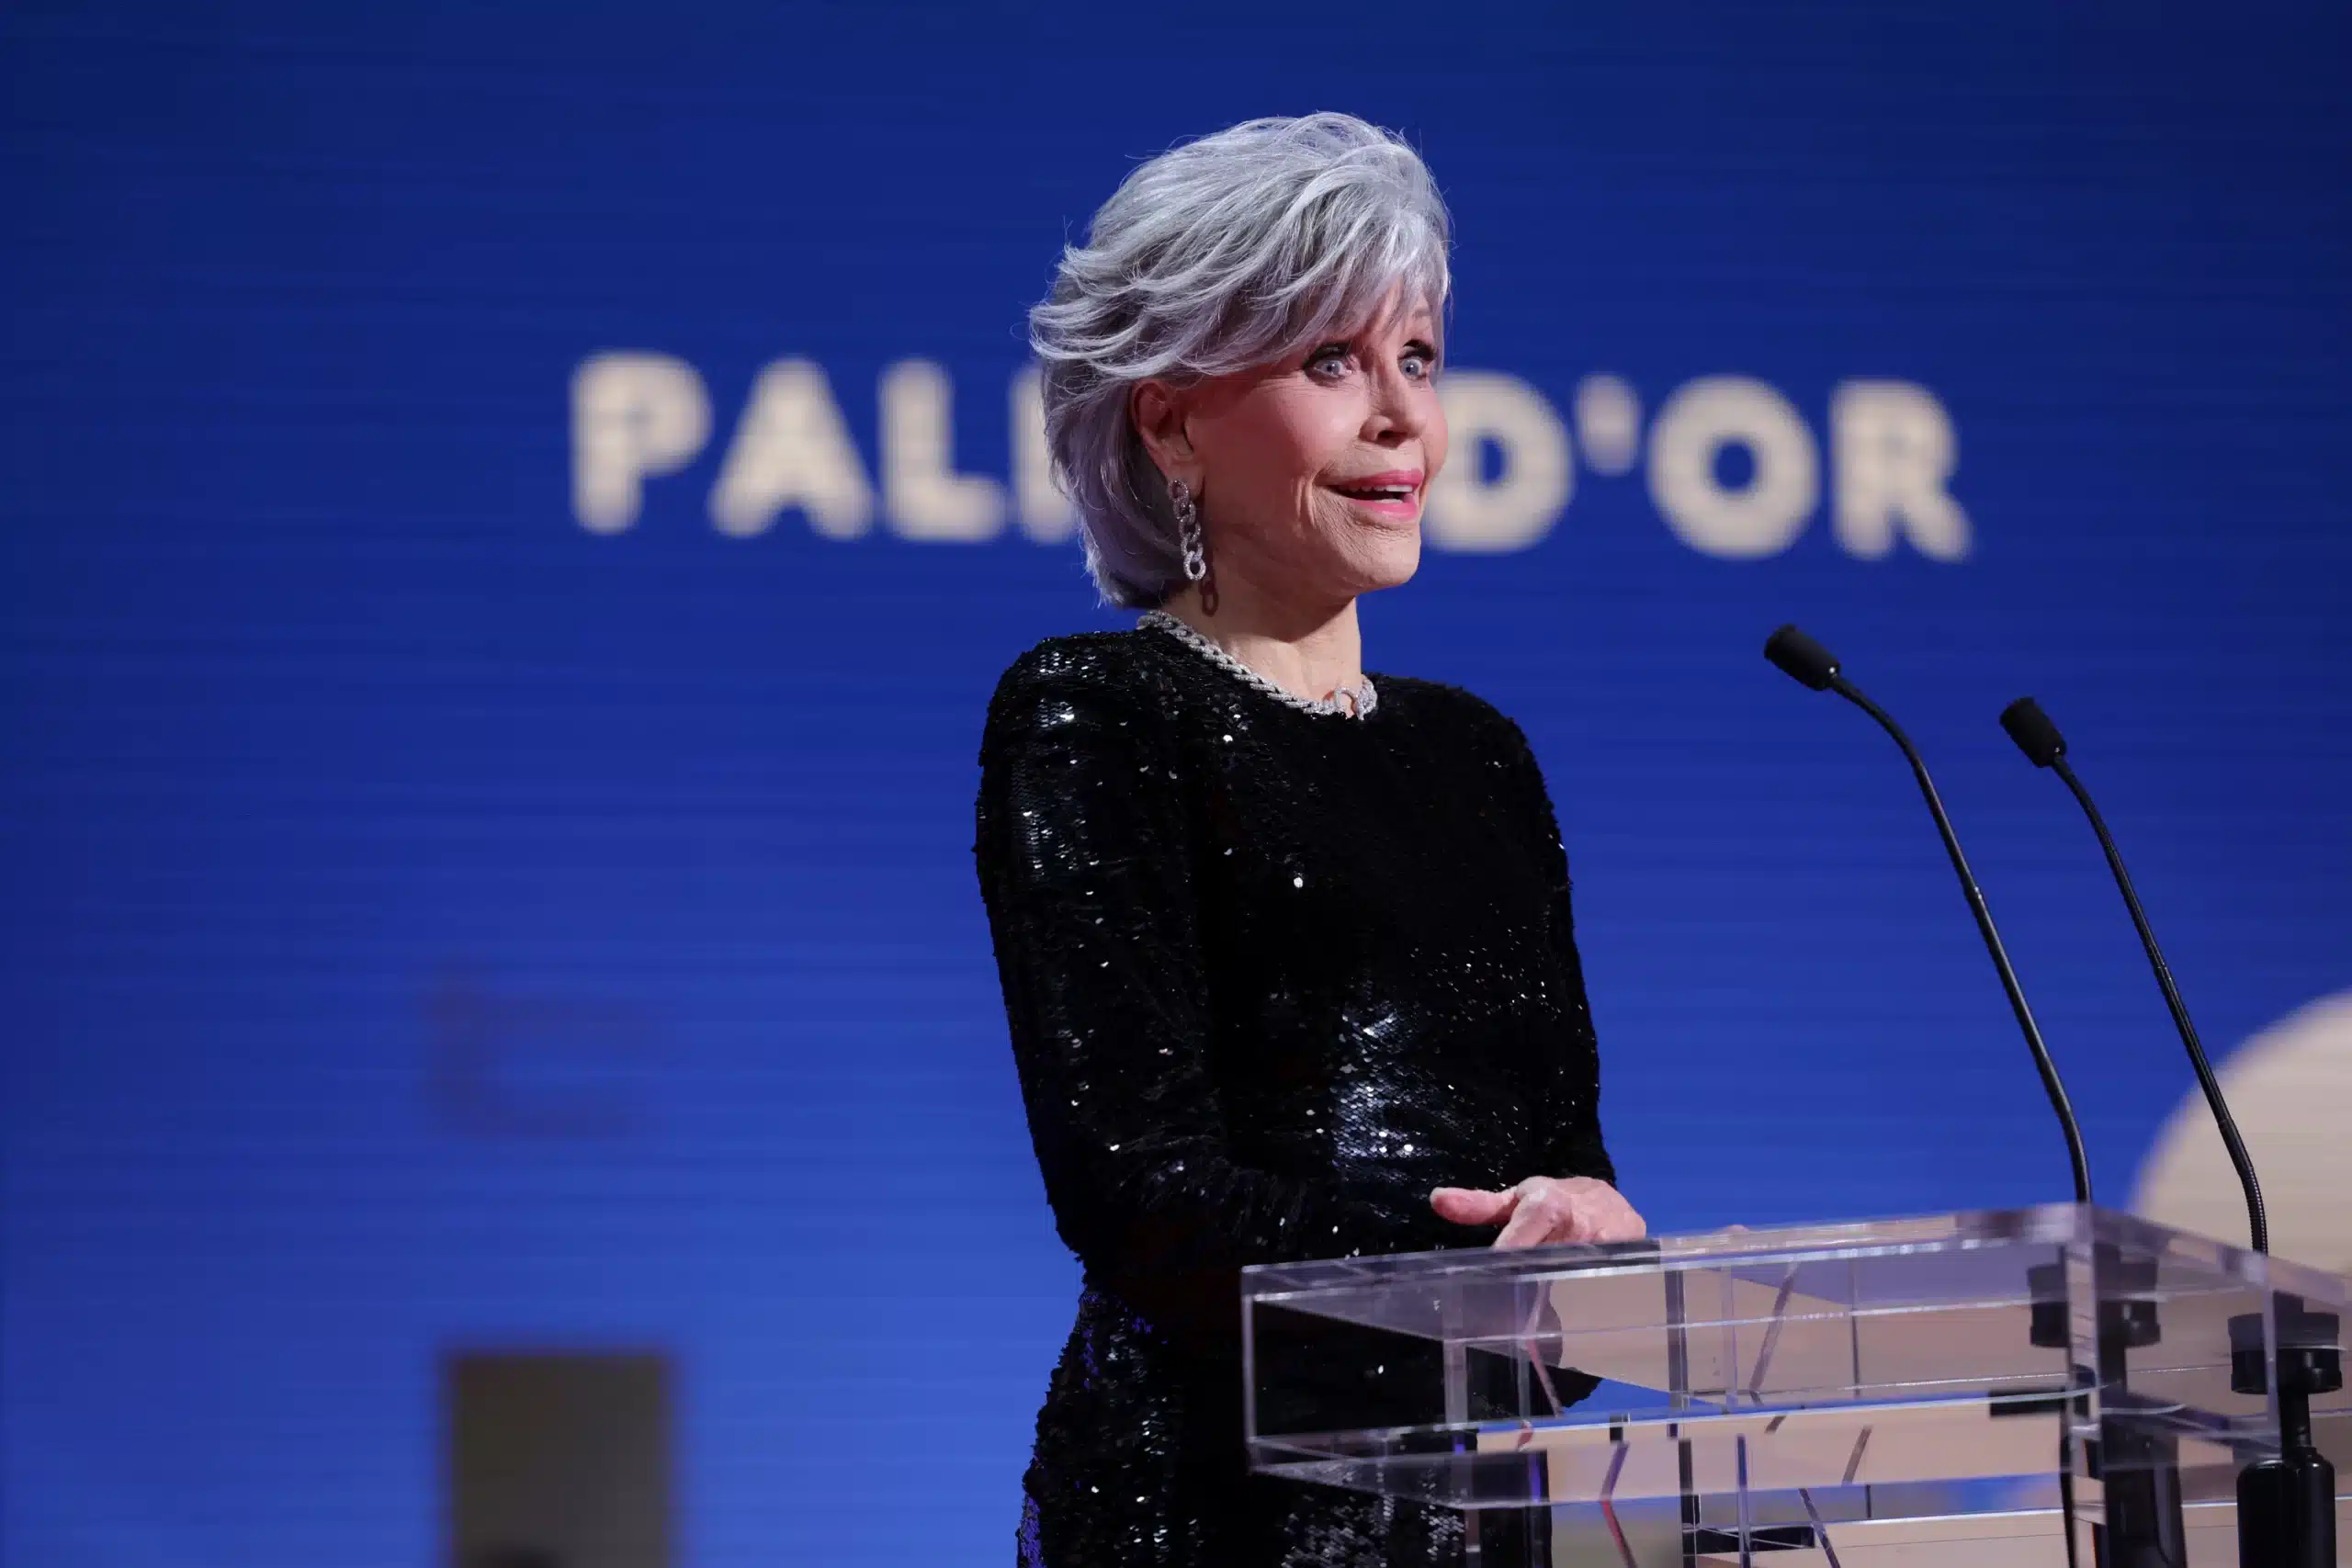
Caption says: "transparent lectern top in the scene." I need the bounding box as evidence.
[1240,1204,2348,1517]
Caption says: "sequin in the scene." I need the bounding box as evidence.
[975,628,1612,1568]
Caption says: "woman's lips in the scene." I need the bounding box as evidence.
[1327,470,1425,520]
[1332,491,1420,519]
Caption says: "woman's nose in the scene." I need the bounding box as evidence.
[1363,369,1421,446]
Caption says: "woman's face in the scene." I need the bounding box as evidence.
[1144,285,1448,610]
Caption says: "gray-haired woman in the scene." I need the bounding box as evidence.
[974,113,1641,1567]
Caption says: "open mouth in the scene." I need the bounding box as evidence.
[1328,471,1424,508]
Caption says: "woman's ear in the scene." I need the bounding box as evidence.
[1129,379,1198,488]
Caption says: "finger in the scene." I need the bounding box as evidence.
[1430,1186,1517,1226]
[1548,1195,1633,1247]
[1494,1193,1566,1248]
[1563,1189,1627,1242]
[1558,1180,1645,1244]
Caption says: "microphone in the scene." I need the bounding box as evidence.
[1997,696,2269,1253]
[2003,700,2341,1568]
[1763,626,2094,1205]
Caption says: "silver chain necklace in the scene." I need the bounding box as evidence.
[1136,610,1378,719]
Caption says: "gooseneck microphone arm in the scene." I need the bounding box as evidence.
[2000,697,2269,1253]
[1997,705,2333,1568]
[1765,626,2094,1207]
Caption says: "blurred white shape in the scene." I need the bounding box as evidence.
[1832,379,1972,561]
[2133,989,2352,1270]
[709,357,875,539]
[881,358,1006,541]
[1572,373,1643,477]
[1647,376,1817,559]
[1423,370,1571,553]
[1011,364,1076,543]
[571,352,712,534]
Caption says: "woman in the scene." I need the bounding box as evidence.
[973,113,1643,1568]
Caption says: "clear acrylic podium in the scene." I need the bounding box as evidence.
[1242,1205,2348,1564]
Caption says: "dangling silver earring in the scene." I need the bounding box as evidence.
[1170,477,1217,613]
[1171,478,1205,583]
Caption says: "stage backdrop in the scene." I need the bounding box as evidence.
[4,3,2347,1563]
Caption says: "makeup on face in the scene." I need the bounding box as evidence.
[1324,468,1426,520]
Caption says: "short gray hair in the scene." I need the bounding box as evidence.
[1029,113,1453,608]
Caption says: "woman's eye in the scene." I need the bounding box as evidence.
[1308,347,1351,378]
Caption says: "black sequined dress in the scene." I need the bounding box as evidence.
[973,626,1614,1568]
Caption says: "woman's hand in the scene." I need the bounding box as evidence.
[1430,1177,1645,1248]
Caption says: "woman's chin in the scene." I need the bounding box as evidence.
[1345,530,1422,593]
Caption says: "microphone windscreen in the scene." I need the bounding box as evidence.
[2000,697,2067,767]
[1763,624,1841,690]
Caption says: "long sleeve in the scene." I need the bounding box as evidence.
[989,637,1618,1564]
[1484,710,1616,1187]
[973,649,1446,1355]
